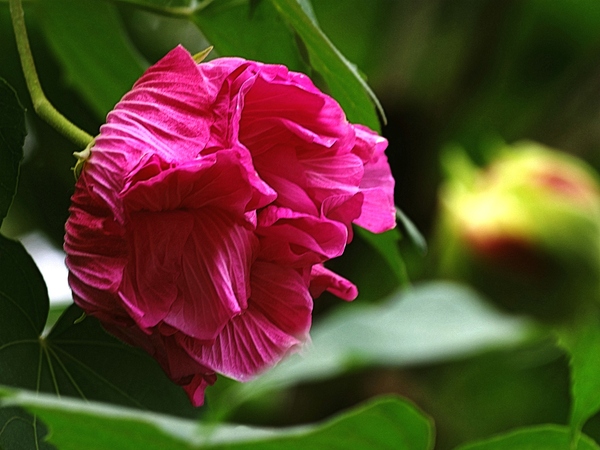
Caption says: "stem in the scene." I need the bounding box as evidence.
[9,0,94,148]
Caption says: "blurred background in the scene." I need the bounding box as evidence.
[3,0,600,448]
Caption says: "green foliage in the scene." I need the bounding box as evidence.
[0,406,54,450]
[395,208,428,256]
[115,0,195,9]
[0,236,49,354]
[456,425,600,450]
[559,313,600,432]
[192,0,309,73]
[0,391,433,450]
[0,79,25,226]
[356,227,410,286]
[37,0,148,119]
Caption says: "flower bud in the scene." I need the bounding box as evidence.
[435,141,600,321]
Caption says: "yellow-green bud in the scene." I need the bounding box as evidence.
[435,141,600,321]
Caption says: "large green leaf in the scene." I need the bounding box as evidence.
[1,391,433,450]
[270,0,384,131]
[559,312,600,432]
[0,235,196,447]
[36,0,148,119]
[214,282,534,415]
[192,0,308,72]
[0,79,25,226]
[455,425,600,450]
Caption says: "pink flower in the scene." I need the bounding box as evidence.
[64,46,395,406]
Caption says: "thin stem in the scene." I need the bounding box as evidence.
[9,0,94,148]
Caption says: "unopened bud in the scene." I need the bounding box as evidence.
[435,141,600,321]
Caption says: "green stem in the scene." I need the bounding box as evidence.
[9,0,94,149]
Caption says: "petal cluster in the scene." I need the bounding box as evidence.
[64,46,395,406]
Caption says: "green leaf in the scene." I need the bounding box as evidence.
[115,0,195,8]
[220,282,533,414]
[0,236,49,348]
[396,207,428,256]
[0,79,25,226]
[0,234,196,447]
[269,0,384,131]
[1,391,433,450]
[0,235,52,449]
[36,0,148,119]
[356,227,409,287]
[43,304,196,415]
[455,425,600,450]
[192,0,308,72]
[558,312,600,431]
[0,406,54,450]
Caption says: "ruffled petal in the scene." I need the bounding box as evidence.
[118,210,193,329]
[106,46,220,162]
[65,171,128,314]
[69,273,131,326]
[115,146,266,335]
[352,125,396,233]
[121,150,274,215]
[64,213,125,293]
[257,205,349,266]
[181,373,216,407]
[309,264,358,301]
[178,261,312,381]
[238,71,362,218]
[162,209,258,340]
[240,72,349,147]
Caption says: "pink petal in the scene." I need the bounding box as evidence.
[239,75,363,217]
[64,46,396,406]
[68,274,131,326]
[181,374,216,407]
[320,192,364,243]
[158,337,217,407]
[86,47,263,210]
[115,147,266,336]
[257,205,349,266]
[240,73,349,147]
[64,219,125,293]
[309,264,358,301]
[162,209,258,340]
[247,144,319,216]
[352,126,396,233]
[250,261,312,337]
[118,210,193,329]
[121,149,274,215]
[108,46,220,162]
[178,261,312,381]
[65,173,128,314]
